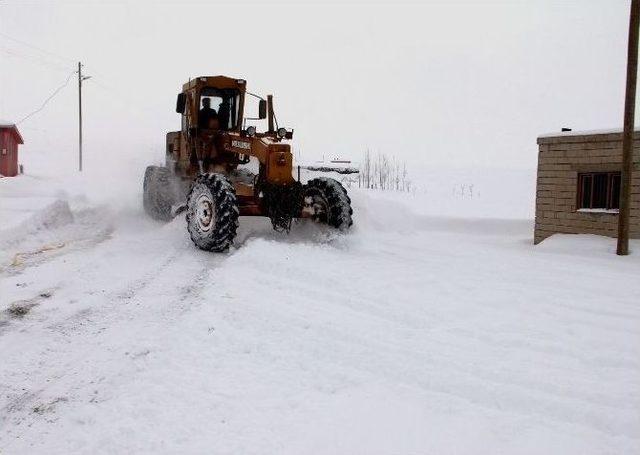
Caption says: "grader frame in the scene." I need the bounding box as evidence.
[143,75,353,252]
[166,76,296,218]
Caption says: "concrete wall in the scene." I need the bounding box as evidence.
[534,130,640,244]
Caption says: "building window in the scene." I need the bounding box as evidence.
[577,172,621,210]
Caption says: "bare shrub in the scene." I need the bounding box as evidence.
[358,150,412,192]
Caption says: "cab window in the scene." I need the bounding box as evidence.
[200,88,240,131]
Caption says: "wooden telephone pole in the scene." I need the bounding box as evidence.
[617,0,640,255]
[77,62,91,172]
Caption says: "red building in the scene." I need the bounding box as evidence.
[0,121,24,177]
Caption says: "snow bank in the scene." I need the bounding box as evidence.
[0,174,116,268]
[0,176,73,245]
[301,165,536,221]
[1,199,73,239]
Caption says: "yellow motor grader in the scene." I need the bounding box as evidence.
[143,76,353,251]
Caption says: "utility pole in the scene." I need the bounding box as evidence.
[77,61,91,172]
[617,0,639,256]
[78,61,83,172]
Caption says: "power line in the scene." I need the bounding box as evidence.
[0,31,75,64]
[17,70,76,125]
[0,46,72,72]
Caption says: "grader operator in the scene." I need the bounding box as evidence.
[143,76,353,252]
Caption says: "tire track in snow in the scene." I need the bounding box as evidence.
[192,234,640,444]
[0,227,229,450]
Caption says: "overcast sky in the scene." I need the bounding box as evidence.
[0,0,635,174]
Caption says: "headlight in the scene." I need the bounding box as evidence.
[246,126,256,137]
[277,127,287,139]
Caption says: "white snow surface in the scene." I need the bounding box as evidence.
[0,119,17,127]
[537,127,640,139]
[1,170,639,455]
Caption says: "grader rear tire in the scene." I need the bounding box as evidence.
[302,177,353,230]
[186,173,239,252]
[143,166,175,222]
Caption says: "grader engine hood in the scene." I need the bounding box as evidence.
[266,143,293,184]
[224,135,294,185]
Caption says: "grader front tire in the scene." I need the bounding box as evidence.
[186,173,239,252]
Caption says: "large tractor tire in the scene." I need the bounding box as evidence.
[186,173,239,252]
[302,177,353,230]
[143,165,176,222]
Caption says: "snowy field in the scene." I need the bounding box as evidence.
[1,169,639,455]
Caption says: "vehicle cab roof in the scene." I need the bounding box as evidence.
[182,76,246,92]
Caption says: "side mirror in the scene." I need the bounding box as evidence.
[176,93,186,114]
[258,99,267,119]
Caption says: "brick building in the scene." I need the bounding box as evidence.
[534,129,640,244]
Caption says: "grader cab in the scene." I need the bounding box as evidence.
[143,76,353,252]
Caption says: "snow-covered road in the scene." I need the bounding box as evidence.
[1,179,639,454]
